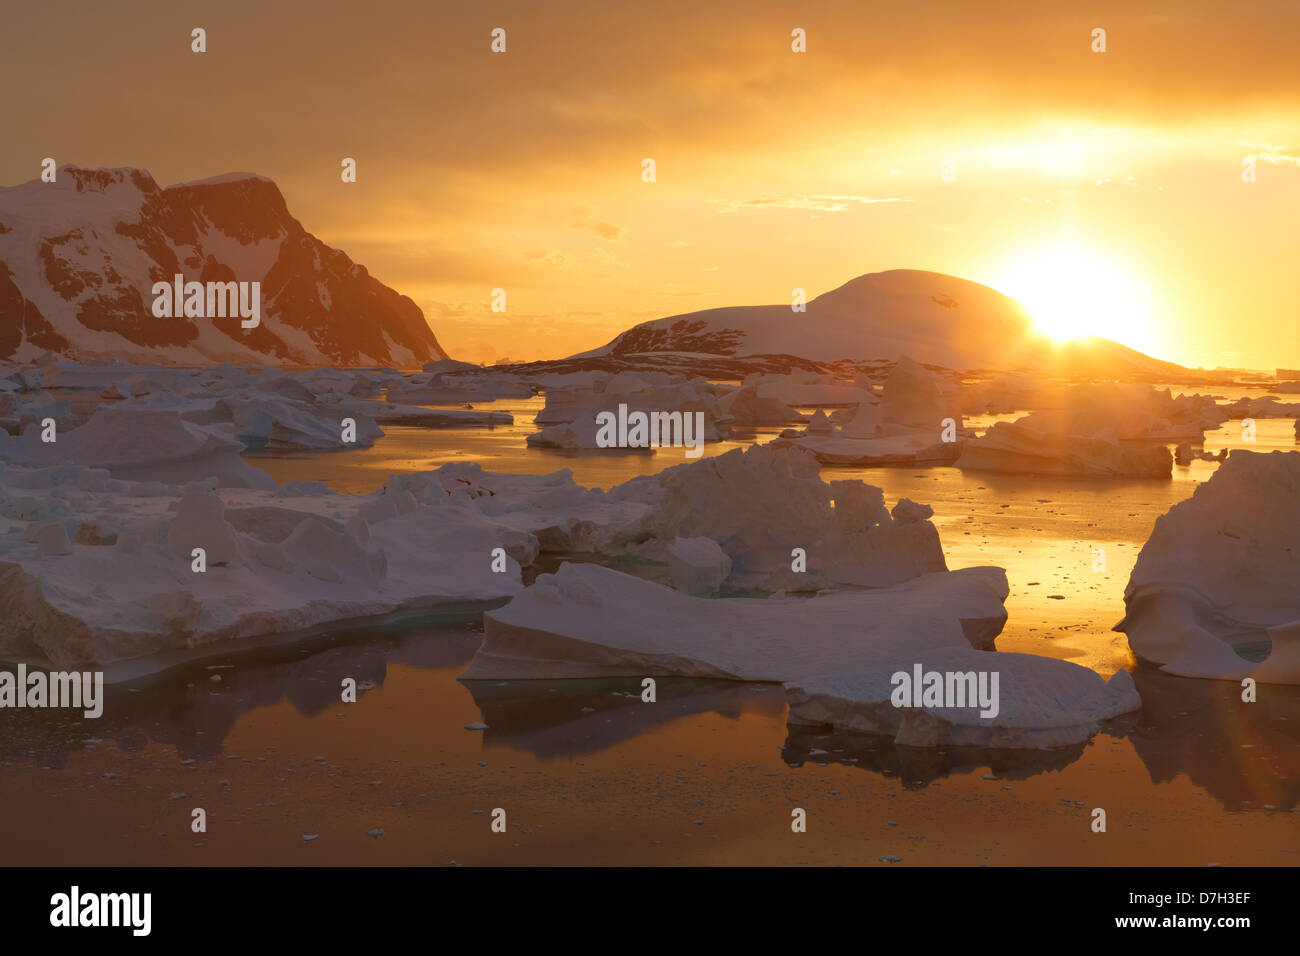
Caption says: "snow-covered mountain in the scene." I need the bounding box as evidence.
[576,270,1190,378]
[0,166,447,366]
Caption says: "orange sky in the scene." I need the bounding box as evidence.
[4,0,1298,368]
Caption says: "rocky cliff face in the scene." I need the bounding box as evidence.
[0,166,447,366]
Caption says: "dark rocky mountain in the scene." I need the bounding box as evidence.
[0,166,446,366]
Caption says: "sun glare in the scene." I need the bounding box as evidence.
[989,242,1153,350]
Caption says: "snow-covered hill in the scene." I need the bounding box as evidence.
[0,166,447,366]
[577,270,1189,378]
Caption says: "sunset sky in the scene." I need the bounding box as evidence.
[4,0,1298,368]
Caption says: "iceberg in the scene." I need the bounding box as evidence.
[462,561,1010,681]
[607,444,949,589]
[785,647,1141,749]
[1115,450,1300,683]
[0,406,276,489]
[666,535,733,595]
[956,414,1172,478]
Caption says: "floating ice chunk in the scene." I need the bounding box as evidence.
[0,407,275,489]
[347,400,511,429]
[613,444,947,589]
[527,375,724,450]
[462,562,1009,681]
[1116,450,1300,683]
[166,487,239,565]
[776,426,961,467]
[33,521,72,557]
[386,368,532,404]
[1222,396,1300,419]
[805,408,834,436]
[881,356,959,427]
[666,535,732,595]
[281,516,386,586]
[956,414,1172,478]
[0,478,528,674]
[770,374,963,466]
[891,498,933,523]
[393,462,651,554]
[212,396,383,451]
[715,384,801,426]
[1173,442,1226,466]
[837,401,883,439]
[786,647,1141,749]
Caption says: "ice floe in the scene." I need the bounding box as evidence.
[0,461,655,674]
[1221,395,1300,419]
[785,647,1141,749]
[0,406,277,489]
[770,358,968,466]
[462,561,1010,681]
[956,417,1173,478]
[880,356,961,427]
[666,535,732,595]
[953,384,1234,478]
[526,372,724,451]
[1115,450,1300,683]
[605,444,949,589]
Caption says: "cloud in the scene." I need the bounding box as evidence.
[572,218,626,241]
[582,245,625,269]
[714,194,911,212]
[1238,142,1300,166]
[524,249,574,270]
[319,239,508,286]
[7,0,1300,206]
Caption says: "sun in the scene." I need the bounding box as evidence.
[988,241,1154,350]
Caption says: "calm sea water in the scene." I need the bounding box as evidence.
[2,391,1296,864]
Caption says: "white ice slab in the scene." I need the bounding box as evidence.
[1116,450,1300,683]
[786,646,1140,749]
[463,561,1010,681]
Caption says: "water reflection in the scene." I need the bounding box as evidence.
[3,624,1297,813]
[460,677,785,759]
[0,617,481,768]
[1128,666,1300,811]
[781,726,1095,787]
